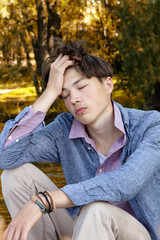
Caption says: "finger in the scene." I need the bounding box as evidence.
[60,59,75,71]
[4,225,15,240]
[12,228,21,240]
[20,229,28,240]
[53,53,63,65]
[70,56,81,61]
[50,59,74,77]
[52,55,70,68]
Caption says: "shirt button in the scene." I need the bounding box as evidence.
[99,169,102,173]
[8,136,12,141]
[87,146,91,150]
[16,139,19,143]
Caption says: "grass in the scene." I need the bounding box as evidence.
[0,85,37,121]
[0,66,38,119]
[0,70,37,103]
[0,86,37,102]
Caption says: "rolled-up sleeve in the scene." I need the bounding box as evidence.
[4,106,46,147]
[0,119,61,170]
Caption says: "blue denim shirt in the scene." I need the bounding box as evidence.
[0,102,160,240]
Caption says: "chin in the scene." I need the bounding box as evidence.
[76,118,91,126]
[79,116,96,126]
[75,114,93,125]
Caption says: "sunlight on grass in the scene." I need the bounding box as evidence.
[0,76,37,119]
[0,86,37,102]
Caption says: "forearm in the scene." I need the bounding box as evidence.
[50,189,76,209]
[32,88,59,113]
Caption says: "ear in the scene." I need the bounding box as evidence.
[103,77,114,94]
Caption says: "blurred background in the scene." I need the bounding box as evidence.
[0,0,160,228]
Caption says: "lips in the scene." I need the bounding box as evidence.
[75,107,87,115]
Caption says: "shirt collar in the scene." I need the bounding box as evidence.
[69,101,126,141]
[113,101,126,135]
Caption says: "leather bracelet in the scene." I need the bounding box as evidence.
[35,200,48,214]
[30,195,48,214]
[44,191,56,213]
[38,192,51,213]
[36,194,49,212]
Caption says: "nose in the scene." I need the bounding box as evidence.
[70,91,81,104]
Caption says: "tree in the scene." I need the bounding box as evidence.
[0,0,62,76]
[115,0,160,110]
[19,0,62,76]
[0,0,118,74]
[0,0,32,67]
[58,0,118,64]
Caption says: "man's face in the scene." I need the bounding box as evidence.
[62,67,113,127]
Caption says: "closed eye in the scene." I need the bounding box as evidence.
[78,85,87,90]
[62,94,70,99]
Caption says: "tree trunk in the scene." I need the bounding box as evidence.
[46,0,62,54]
[34,0,48,76]
[145,82,160,111]
[19,32,32,70]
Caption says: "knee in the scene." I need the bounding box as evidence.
[1,164,32,198]
[1,168,18,200]
[1,164,27,185]
[79,202,112,219]
[83,201,109,212]
[74,202,113,235]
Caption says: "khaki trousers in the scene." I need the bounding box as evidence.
[1,163,151,240]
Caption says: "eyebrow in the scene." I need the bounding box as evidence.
[62,77,86,91]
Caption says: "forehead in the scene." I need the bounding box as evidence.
[65,67,84,80]
[63,67,86,87]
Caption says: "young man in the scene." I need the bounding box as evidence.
[0,40,160,240]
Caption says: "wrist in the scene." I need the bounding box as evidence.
[32,88,59,113]
[29,199,43,216]
[49,190,75,208]
[30,192,56,214]
[44,87,61,99]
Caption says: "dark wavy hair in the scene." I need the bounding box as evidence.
[42,39,113,90]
